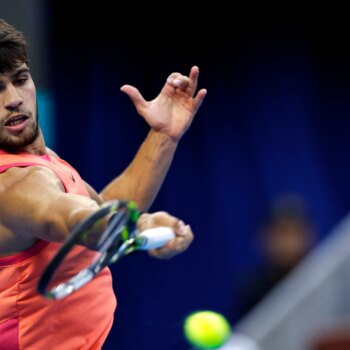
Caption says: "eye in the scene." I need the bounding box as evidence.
[14,75,29,85]
[15,78,27,85]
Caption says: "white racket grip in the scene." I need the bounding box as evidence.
[137,227,175,250]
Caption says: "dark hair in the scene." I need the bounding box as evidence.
[0,18,28,73]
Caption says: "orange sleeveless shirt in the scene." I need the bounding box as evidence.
[0,150,116,350]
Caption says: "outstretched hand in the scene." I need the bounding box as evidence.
[120,66,207,142]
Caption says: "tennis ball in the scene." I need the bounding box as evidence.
[183,310,231,349]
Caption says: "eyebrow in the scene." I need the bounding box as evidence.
[11,67,30,79]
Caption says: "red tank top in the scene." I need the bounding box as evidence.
[0,150,116,350]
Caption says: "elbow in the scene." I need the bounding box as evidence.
[41,217,70,242]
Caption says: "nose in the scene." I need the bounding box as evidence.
[3,84,23,110]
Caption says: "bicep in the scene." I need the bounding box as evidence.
[0,167,100,242]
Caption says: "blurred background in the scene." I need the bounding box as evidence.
[2,1,350,349]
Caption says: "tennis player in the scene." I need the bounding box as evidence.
[0,18,206,349]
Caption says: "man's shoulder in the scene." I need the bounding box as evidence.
[0,166,62,195]
[0,166,32,189]
[45,147,59,158]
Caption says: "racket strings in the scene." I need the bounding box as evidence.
[39,200,142,300]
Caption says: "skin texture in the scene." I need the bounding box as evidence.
[0,63,206,258]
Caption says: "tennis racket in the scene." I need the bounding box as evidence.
[38,200,175,300]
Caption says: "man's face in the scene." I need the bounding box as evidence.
[0,63,39,150]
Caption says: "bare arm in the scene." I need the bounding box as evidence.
[100,66,206,211]
[0,165,193,259]
[0,166,103,243]
[100,129,176,211]
[47,67,206,212]
[48,140,175,211]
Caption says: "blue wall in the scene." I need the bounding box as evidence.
[49,9,350,349]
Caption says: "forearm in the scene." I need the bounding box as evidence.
[2,188,102,244]
[39,194,102,242]
[100,129,178,211]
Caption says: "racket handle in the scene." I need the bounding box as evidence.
[137,227,175,250]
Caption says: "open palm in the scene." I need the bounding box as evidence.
[120,66,207,142]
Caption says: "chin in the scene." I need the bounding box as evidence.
[0,127,39,151]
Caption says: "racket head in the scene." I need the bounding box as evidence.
[38,200,139,300]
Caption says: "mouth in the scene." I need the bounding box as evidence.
[4,114,29,127]
[3,113,31,133]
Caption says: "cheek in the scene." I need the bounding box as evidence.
[23,79,36,99]
[23,88,37,110]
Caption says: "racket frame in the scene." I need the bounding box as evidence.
[38,200,139,299]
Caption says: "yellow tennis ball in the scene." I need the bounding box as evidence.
[183,311,231,349]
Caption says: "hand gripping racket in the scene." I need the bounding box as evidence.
[38,200,175,300]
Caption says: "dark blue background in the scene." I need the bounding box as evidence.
[48,7,350,349]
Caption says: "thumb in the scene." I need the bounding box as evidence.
[120,85,147,111]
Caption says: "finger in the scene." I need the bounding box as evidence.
[176,220,187,236]
[173,76,190,90]
[181,224,194,244]
[161,73,181,96]
[188,66,200,95]
[137,211,178,232]
[167,73,190,90]
[148,239,182,259]
[149,235,193,259]
[137,213,151,230]
[148,225,193,259]
[193,88,208,112]
[120,85,147,110]
[148,240,178,259]
[166,72,182,85]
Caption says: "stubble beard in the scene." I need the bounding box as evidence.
[0,106,40,152]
